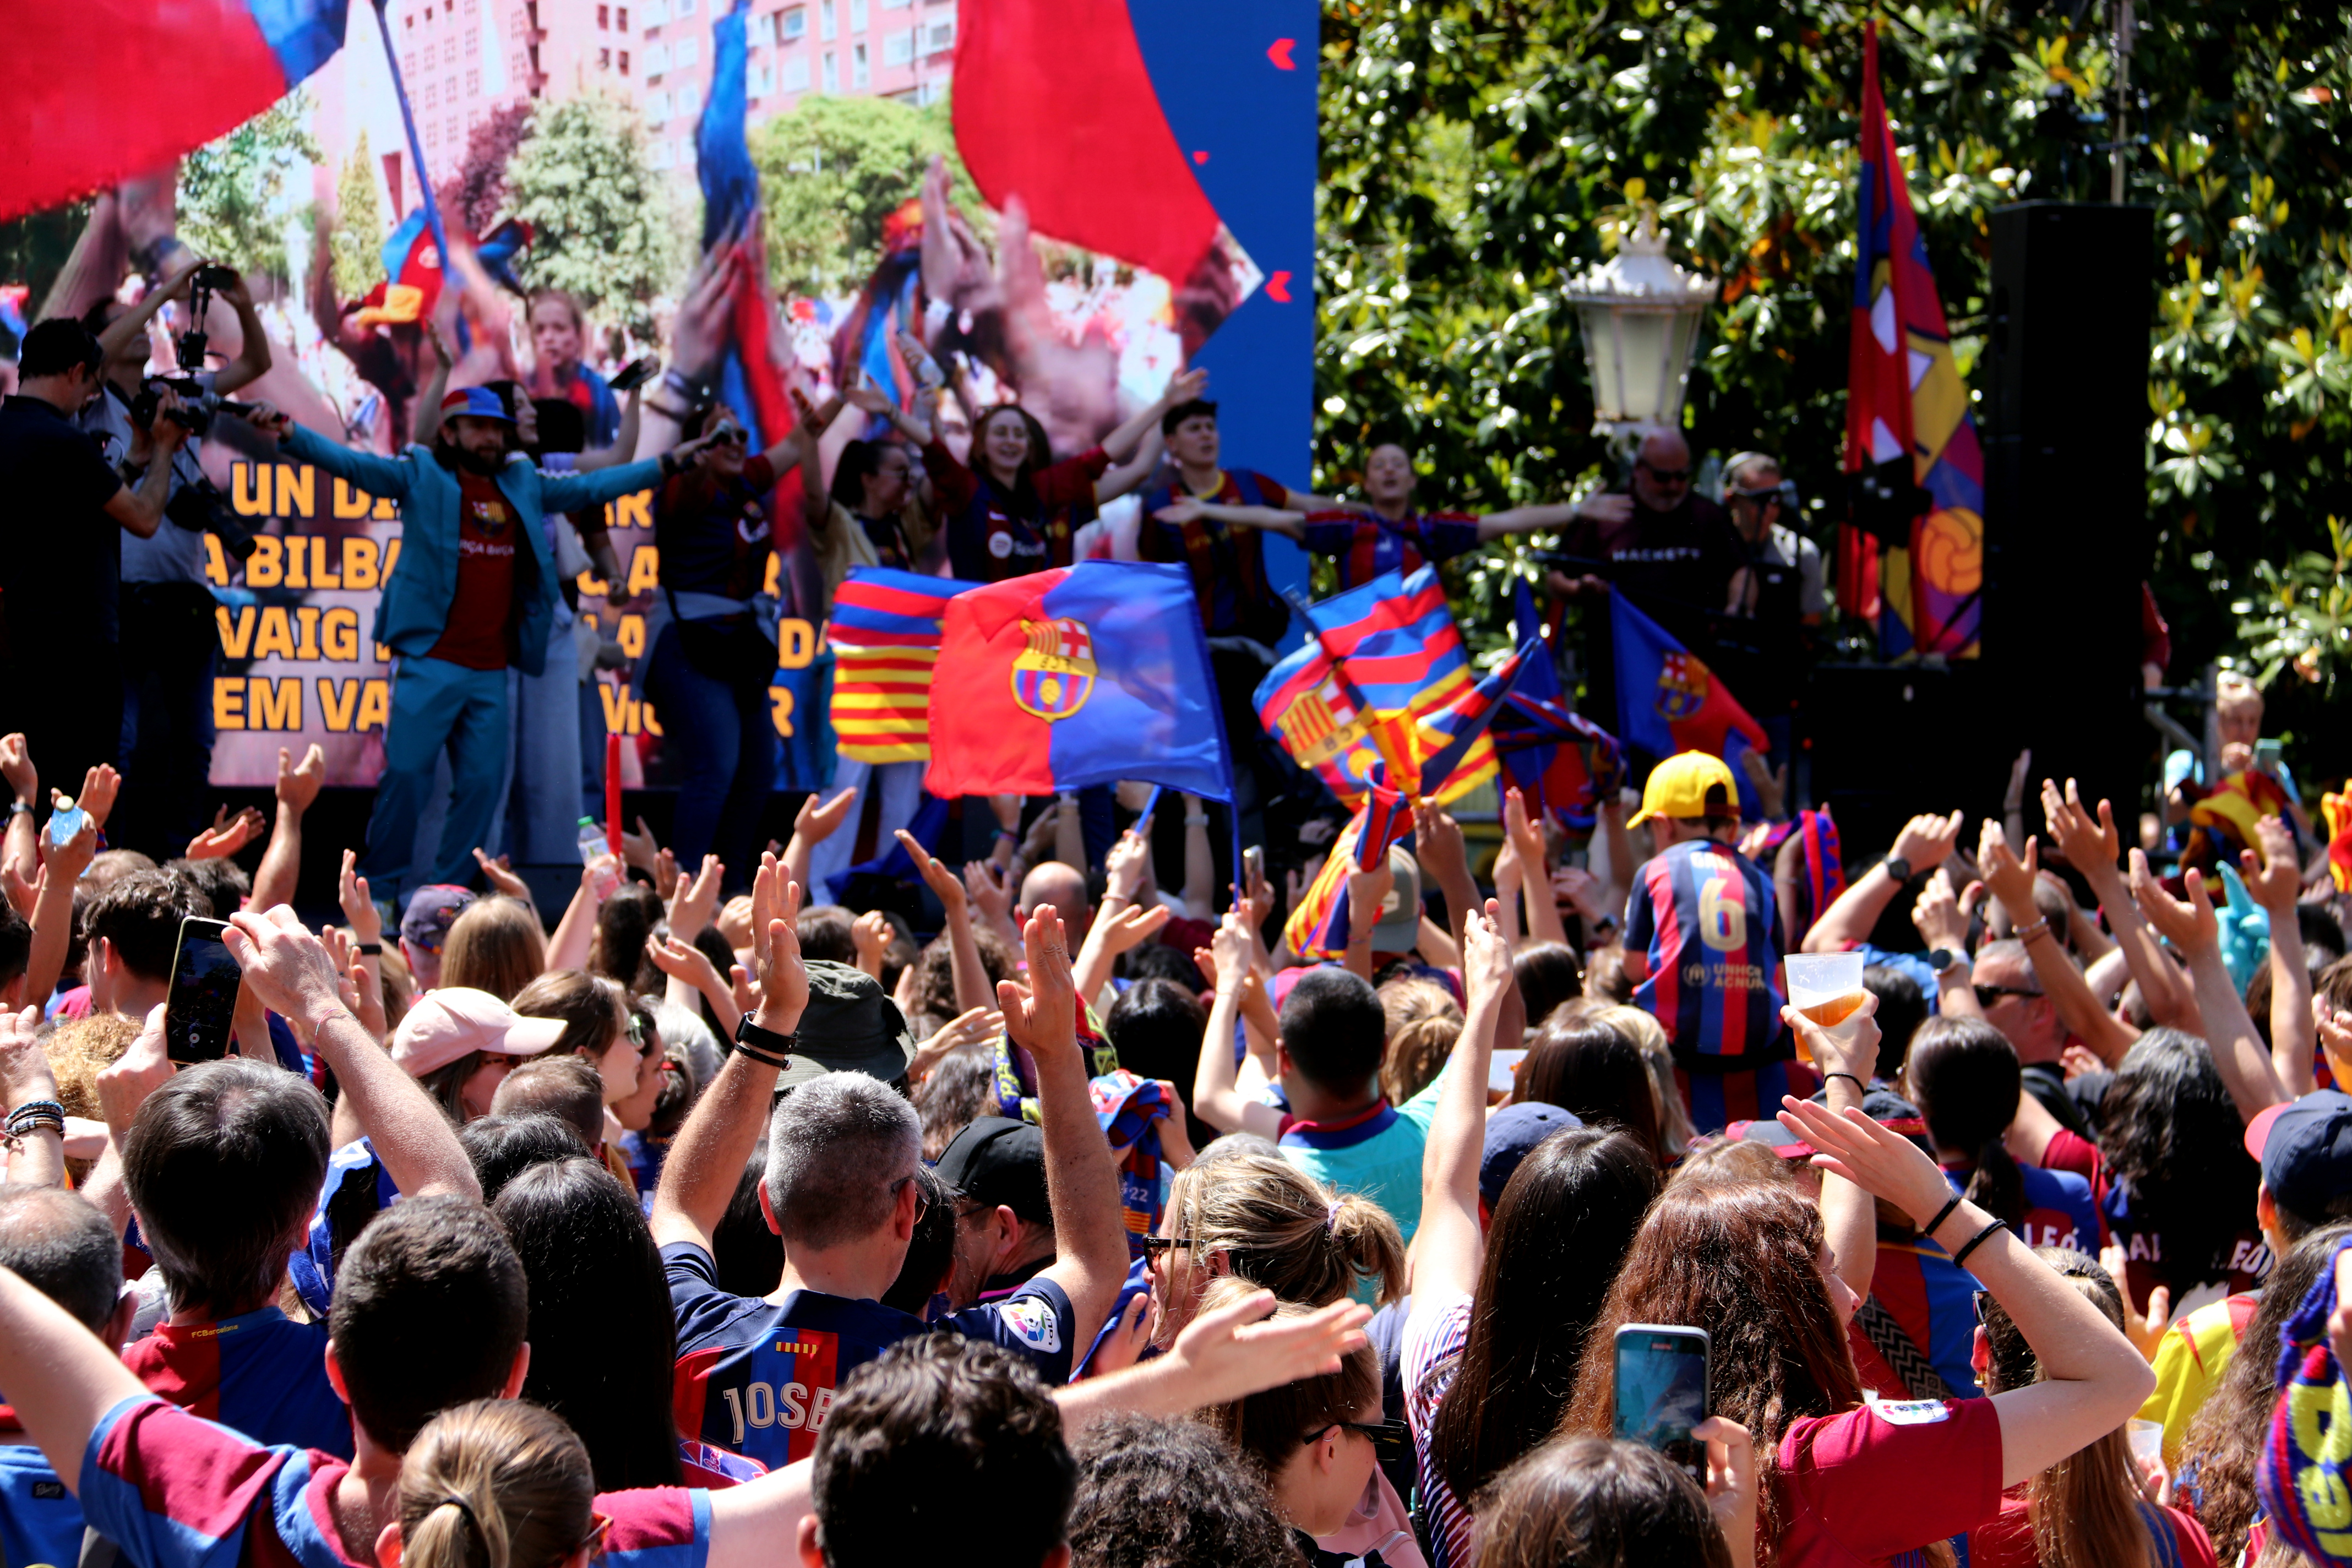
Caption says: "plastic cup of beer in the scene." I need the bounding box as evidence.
[1783,952,1867,1066]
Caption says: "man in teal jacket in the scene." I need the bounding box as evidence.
[257,390,684,902]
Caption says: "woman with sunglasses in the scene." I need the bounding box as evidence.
[1561,1013,2155,1568]
[639,399,810,878]
[1195,1278,1413,1568]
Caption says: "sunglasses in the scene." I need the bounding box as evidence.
[894,1174,932,1228]
[714,426,748,446]
[1138,1235,1199,1261]
[1972,983,2043,1008]
[1305,1418,1413,1467]
[574,1512,614,1559]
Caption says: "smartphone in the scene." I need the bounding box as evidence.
[1244,845,1264,886]
[2255,738,2283,773]
[1612,1324,1710,1480]
[609,356,660,393]
[164,917,241,1065]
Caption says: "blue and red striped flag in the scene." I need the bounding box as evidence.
[1612,592,1770,784]
[825,568,981,764]
[1846,19,1986,659]
[1491,578,1626,831]
[1287,811,1368,960]
[3,0,348,221]
[1253,565,1499,809]
[1353,765,1413,872]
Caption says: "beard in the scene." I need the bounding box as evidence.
[454,443,505,476]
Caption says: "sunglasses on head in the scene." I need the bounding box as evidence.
[1138,1235,1197,1261]
[1305,1418,1413,1467]
[1972,983,2043,1008]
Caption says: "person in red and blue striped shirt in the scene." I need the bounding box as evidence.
[1619,751,1794,1133]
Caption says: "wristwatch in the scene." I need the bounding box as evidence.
[731,1014,797,1070]
[1879,854,1913,883]
[1926,948,1969,976]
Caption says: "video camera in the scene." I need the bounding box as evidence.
[132,375,258,439]
[172,263,238,374]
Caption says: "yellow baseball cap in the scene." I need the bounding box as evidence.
[1626,750,1739,827]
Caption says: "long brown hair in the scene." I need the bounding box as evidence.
[442,897,547,1003]
[1477,1436,1731,1568]
[1427,1127,1659,1505]
[1979,1248,2153,1568]
[1194,1277,1381,1485]
[1559,1182,1863,1566]
[2177,1220,2352,1563]
[1517,1014,1663,1167]
[398,1400,593,1568]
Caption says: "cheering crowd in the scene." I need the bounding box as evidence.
[9,176,2352,1568]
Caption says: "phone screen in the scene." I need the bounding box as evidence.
[609,357,658,393]
[1613,1324,1709,1478]
[165,917,241,1065]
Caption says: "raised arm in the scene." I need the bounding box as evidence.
[904,831,994,1014]
[212,271,273,395]
[1194,911,1286,1140]
[410,320,455,447]
[651,857,808,1250]
[1978,820,2139,1068]
[0,1009,66,1188]
[1784,994,1882,1300]
[1782,1098,2154,1483]
[2041,778,2199,1033]
[1417,902,1512,1304]
[1006,903,1131,1340]
[226,906,479,1201]
[1,736,39,923]
[1474,502,1581,542]
[1504,787,1568,948]
[1801,811,1964,953]
[1342,852,1391,982]
[2246,815,2318,1097]
[248,744,322,914]
[270,412,417,497]
[2130,852,2291,1123]
[1910,870,1986,1022]
[1151,494,1305,538]
[782,786,855,906]
[24,818,97,1009]
[103,402,186,538]
[1099,366,1207,467]
[545,854,620,976]
[1413,800,1482,955]
[0,1265,153,1494]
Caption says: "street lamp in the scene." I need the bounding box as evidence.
[1561,211,1717,440]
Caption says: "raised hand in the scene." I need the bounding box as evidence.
[1412,798,1469,889]
[0,733,34,805]
[1209,908,1254,996]
[0,1006,59,1115]
[1893,809,1967,872]
[1696,1416,1758,1568]
[1461,900,1513,1010]
[1780,990,1881,1089]
[965,858,1015,927]
[1738,749,1788,823]
[2004,748,2035,814]
[224,906,344,1027]
[2128,850,2220,958]
[2242,814,2301,914]
[469,846,533,903]
[668,853,725,940]
[96,1006,176,1136]
[622,814,662,875]
[1343,854,1393,937]
[1553,863,1609,926]
[1093,901,1173,959]
[999,904,1077,1063]
[1975,817,2041,918]
[746,852,808,1031]
[275,744,325,816]
[920,1004,1005,1059]
[900,830,968,919]
[793,786,858,847]
[2041,777,2122,876]
[1162,1288,1373,1408]
[1774,1093,1952,1223]
[647,931,727,993]
[1912,868,1969,952]
[1103,830,1150,903]
[77,764,122,831]
[184,804,265,861]
[851,909,893,977]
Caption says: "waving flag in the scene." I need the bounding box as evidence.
[925,563,1232,801]
[1286,811,1369,961]
[1491,578,1626,831]
[2323,792,2352,894]
[2,0,348,221]
[2190,767,2291,853]
[831,204,927,411]
[1254,566,1497,809]
[826,568,981,763]
[1846,19,1985,660]
[1613,592,1768,790]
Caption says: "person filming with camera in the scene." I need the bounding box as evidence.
[1712,451,1824,769]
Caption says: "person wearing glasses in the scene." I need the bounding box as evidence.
[1711,451,1826,769]
[1550,427,1745,700]
[1196,1277,1417,1568]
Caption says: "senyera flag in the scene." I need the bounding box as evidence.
[1611,591,1770,805]
[925,562,1232,802]
[3,0,348,221]
[826,568,983,764]
[2324,790,2352,894]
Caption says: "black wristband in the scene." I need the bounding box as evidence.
[732,1013,796,1070]
[1825,1071,1867,1093]
[1920,1193,1964,1243]
[355,941,382,956]
[1951,1217,2008,1271]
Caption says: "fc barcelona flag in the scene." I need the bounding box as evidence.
[1253,566,1499,809]
[1491,579,1625,832]
[1845,19,1986,660]
[1611,593,1769,791]
[3,0,349,221]
[826,568,982,763]
[2324,791,2352,894]
[925,563,1232,801]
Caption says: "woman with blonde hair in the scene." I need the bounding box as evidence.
[1146,1150,1404,1350]
[387,1401,597,1568]
[440,897,547,1002]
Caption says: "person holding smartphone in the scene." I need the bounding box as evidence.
[1559,1000,2155,1567]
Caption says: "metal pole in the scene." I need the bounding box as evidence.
[2111,0,2135,203]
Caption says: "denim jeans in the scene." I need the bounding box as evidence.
[643,621,776,884]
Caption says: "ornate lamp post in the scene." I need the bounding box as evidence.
[1561,212,1718,442]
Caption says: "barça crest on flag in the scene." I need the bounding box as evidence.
[1654,651,1709,723]
[1276,672,1374,771]
[1011,617,1098,721]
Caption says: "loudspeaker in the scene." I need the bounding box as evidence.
[1979,201,2157,820]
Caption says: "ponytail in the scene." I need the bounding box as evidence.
[1164,1153,1406,1309]
[399,1401,594,1568]
[1966,1135,2027,1231]
[1325,1191,1407,1308]
[1906,1016,2028,1228]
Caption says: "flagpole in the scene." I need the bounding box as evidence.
[370,0,469,352]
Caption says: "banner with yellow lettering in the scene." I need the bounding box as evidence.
[207,460,832,791]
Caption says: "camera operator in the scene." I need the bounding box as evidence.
[78,259,271,854]
[0,319,184,793]
[1711,451,1825,769]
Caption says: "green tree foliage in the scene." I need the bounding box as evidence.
[748,94,970,297]
[331,132,389,304]
[179,91,320,282]
[507,91,679,336]
[440,102,536,235]
[1315,0,2352,751]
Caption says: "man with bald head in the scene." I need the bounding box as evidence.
[1552,427,1745,699]
[1157,438,1588,592]
[1018,860,1093,948]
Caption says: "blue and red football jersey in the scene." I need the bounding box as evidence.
[120,1305,352,1459]
[1861,1236,1985,1401]
[1625,839,1788,1131]
[81,1396,708,1568]
[0,1413,83,1568]
[1941,1162,2105,1255]
[665,1241,1077,1469]
[1298,508,1483,590]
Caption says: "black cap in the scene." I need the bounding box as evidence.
[2246,1090,2352,1226]
[773,960,917,1091]
[934,1115,1049,1226]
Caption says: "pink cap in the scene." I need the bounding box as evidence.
[391,987,567,1077]
[2245,1099,2293,1164]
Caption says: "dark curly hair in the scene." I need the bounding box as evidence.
[2097,1027,2261,1300]
[1066,1414,1294,1568]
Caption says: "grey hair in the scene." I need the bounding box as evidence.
[763,1074,922,1250]
[0,1186,123,1332]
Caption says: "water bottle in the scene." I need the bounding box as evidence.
[577,817,619,899]
[46,796,85,848]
